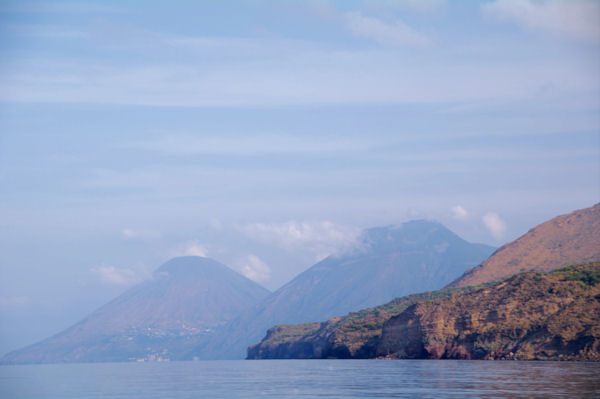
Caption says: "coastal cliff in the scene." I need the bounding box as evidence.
[248,263,600,361]
[247,289,467,360]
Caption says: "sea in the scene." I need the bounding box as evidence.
[1,360,599,398]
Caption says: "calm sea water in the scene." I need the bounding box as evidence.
[1,360,599,399]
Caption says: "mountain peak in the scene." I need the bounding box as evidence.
[1,256,270,364]
[359,219,462,255]
[156,256,223,275]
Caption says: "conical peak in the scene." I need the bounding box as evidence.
[155,256,224,276]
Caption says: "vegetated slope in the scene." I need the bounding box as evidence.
[1,257,270,364]
[448,203,600,288]
[195,220,494,359]
[248,263,600,361]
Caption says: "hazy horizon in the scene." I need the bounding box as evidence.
[1,0,599,356]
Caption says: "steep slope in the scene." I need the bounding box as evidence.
[448,203,600,288]
[248,263,600,361]
[194,220,494,359]
[1,257,270,364]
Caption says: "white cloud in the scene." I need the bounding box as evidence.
[90,265,149,286]
[344,11,430,47]
[483,0,600,43]
[122,228,161,240]
[482,212,507,240]
[451,205,469,220]
[236,254,271,283]
[172,240,208,257]
[240,221,361,260]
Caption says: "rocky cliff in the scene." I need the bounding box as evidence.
[248,263,600,361]
[378,263,600,360]
[246,288,468,359]
[448,203,600,288]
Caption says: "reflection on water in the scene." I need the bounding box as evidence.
[1,360,599,398]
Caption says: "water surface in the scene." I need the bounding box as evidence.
[1,360,598,398]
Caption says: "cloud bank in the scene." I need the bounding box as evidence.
[237,254,271,283]
[451,205,469,221]
[90,265,149,286]
[483,0,600,42]
[172,240,208,257]
[344,11,430,47]
[482,212,508,241]
[240,221,361,261]
[122,228,161,240]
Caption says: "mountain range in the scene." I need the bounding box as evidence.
[6,204,598,364]
[247,204,600,361]
[1,220,494,363]
[192,220,494,359]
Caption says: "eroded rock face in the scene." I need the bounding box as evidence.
[246,290,460,359]
[378,264,600,361]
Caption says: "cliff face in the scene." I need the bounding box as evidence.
[448,204,600,288]
[378,263,600,360]
[247,289,472,359]
[248,263,600,361]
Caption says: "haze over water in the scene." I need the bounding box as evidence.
[1,360,599,399]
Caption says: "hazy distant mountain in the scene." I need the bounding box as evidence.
[448,203,600,288]
[1,257,270,364]
[192,220,495,359]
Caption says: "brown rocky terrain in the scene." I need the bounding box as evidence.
[448,203,600,288]
[248,263,600,361]
[247,287,485,359]
[378,263,600,360]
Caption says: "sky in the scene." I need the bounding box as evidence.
[0,0,599,355]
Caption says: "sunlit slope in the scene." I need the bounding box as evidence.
[448,203,600,288]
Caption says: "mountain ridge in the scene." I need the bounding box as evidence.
[246,204,600,361]
[447,203,600,288]
[190,220,494,359]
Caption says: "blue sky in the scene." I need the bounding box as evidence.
[0,0,599,354]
